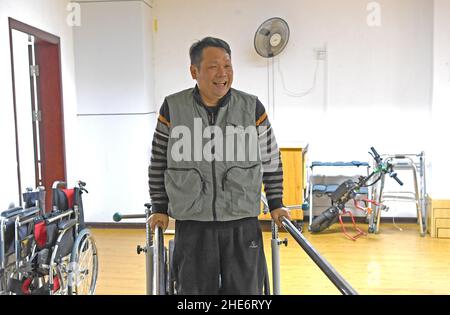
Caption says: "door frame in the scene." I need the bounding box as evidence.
[8,17,67,208]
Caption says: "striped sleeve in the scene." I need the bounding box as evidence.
[148,99,170,214]
[256,99,284,211]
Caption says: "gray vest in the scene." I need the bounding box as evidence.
[164,88,262,221]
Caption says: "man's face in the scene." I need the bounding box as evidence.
[190,46,233,106]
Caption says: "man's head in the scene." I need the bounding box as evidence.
[189,37,233,106]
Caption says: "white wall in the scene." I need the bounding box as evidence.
[73,0,155,222]
[1,0,442,222]
[153,0,433,111]
[0,0,78,208]
[153,0,434,217]
[431,0,450,200]
[74,1,154,114]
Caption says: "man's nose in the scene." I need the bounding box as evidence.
[217,66,227,76]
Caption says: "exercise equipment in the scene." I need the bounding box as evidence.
[114,201,358,295]
[370,152,427,236]
[306,161,371,228]
[309,147,403,240]
[113,203,172,295]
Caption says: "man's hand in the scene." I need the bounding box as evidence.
[149,213,169,232]
[270,207,291,228]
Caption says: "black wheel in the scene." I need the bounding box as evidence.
[310,206,340,233]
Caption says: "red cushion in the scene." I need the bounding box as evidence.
[62,189,75,209]
[34,221,47,249]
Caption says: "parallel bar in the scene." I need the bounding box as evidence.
[145,208,153,295]
[271,221,281,295]
[115,213,146,221]
[153,226,165,295]
[280,217,358,295]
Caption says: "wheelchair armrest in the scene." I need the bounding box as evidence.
[58,218,77,231]
[20,207,41,218]
[1,207,23,218]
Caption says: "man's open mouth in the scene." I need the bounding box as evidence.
[213,82,227,86]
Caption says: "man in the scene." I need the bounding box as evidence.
[148,37,290,295]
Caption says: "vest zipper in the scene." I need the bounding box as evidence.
[208,111,218,221]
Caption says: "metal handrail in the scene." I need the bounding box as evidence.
[113,208,167,295]
[280,216,358,295]
[153,227,165,295]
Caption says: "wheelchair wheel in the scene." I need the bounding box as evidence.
[68,228,98,295]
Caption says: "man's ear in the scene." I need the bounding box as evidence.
[190,65,198,80]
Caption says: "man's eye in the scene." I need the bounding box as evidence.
[209,65,217,69]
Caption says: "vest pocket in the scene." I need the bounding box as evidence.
[165,168,204,218]
[222,164,262,216]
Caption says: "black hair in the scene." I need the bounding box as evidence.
[189,37,231,68]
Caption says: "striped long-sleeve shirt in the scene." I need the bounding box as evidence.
[148,87,284,214]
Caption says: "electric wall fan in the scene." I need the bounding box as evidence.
[254,17,290,58]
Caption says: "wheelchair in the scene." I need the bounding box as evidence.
[0,181,98,295]
[0,189,42,295]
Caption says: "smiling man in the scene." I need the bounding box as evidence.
[191,44,233,105]
[148,37,290,295]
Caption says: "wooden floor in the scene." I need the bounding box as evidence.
[90,223,450,295]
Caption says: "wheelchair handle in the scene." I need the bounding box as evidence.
[78,181,89,193]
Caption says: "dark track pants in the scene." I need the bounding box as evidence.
[172,217,267,295]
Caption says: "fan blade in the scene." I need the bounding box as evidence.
[258,27,271,36]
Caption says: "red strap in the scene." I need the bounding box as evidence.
[34,221,47,248]
[62,189,75,209]
[53,276,60,293]
[22,277,32,295]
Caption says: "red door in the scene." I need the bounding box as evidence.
[34,39,67,211]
